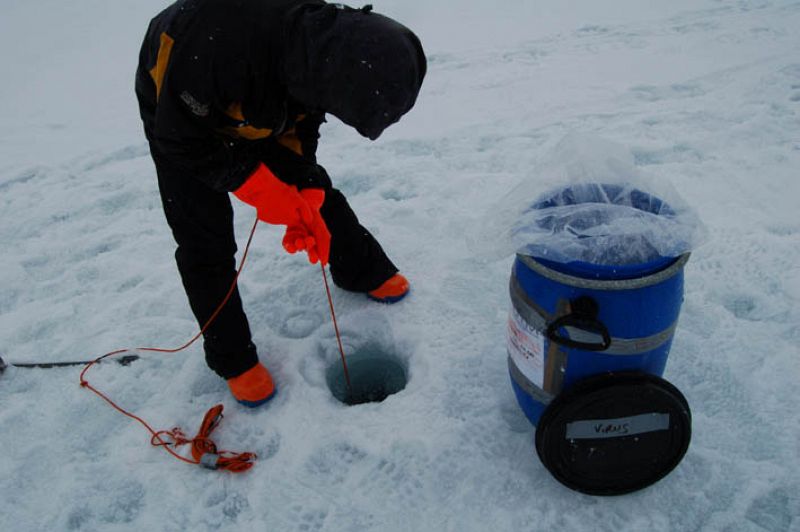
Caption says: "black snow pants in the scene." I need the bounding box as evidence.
[153,155,398,379]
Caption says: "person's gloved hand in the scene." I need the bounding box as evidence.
[234,163,330,265]
[234,163,313,226]
[282,189,330,265]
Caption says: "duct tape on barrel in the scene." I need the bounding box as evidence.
[535,371,691,496]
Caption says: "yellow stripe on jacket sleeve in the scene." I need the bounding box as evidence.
[276,129,303,155]
[276,115,308,156]
[148,32,175,100]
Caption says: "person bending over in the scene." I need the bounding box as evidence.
[135,0,426,406]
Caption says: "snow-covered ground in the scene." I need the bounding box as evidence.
[1,0,799,530]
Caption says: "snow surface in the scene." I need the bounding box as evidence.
[1,0,799,530]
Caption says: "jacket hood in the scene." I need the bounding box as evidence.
[283,3,426,140]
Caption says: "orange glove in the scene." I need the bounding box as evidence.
[234,164,330,265]
[282,189,331,265]
[234,163,314,227]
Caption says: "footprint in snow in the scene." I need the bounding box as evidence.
[279,309,324,339]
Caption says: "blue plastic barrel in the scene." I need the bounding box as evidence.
[507,185,689,426]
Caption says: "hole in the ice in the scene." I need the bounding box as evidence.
[325,344,407,405]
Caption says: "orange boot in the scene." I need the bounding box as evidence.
[227,362,276,407]
[368,273,410,304]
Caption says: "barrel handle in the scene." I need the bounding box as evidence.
[545,297,611,352]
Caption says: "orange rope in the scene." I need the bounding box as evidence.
[321,262,352,395]
[150,405,255,472]
[79,217,260,473]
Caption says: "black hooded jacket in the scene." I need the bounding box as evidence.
[136,0,426,192]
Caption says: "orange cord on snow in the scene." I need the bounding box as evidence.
[320,262,352,395]
[150,404,256,472]
[79,217,260,473]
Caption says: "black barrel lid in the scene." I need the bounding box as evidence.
[535,371,691,496]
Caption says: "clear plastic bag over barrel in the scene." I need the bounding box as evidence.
[470,134,707,266]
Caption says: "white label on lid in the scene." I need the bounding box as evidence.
[565,413,671,440]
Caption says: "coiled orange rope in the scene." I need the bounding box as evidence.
[79,218,260,473]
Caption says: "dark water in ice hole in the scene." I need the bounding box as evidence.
[325,346,408,405]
